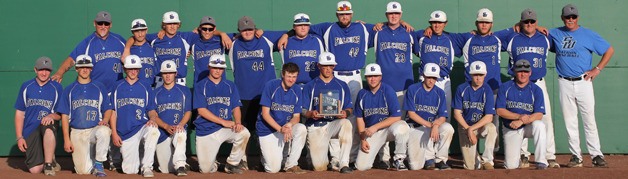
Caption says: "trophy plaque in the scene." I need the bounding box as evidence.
[318,90,342,116]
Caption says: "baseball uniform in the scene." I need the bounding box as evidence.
[191,35,226,84]
[130,43,158,88]
[280,34,324,84]
[148,31,196,87]
[69,33,126,87]
[153,84,191,173]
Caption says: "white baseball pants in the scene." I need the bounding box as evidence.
[70,126,111,174]
[355,120,409,171]
[155,131,187,173]
[503,120,547,169]
[196,128,250,173]
[120,125,159,174]
[259,123,307,173]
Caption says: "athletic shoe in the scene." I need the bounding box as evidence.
[567,155,583,168]
[108,161,117,171]
[436,161,451,170]
[225,163,243,174]
[548,159,561,168]
[592,155,608,168]
[390,159,408,171]
[519,154,530,168]
[53,160,61,172]
[339,166,353,174]
[176,166,187,176]
[142,169,154,178]
[375,160,390,170]
[285,166,307,174]
[481,162,494,170]
[423,159,436,170]
[238,160,249,171]
[329,160,340,171]
[536,163,548,170]
[94,161,107,177]
[44,163,55,176]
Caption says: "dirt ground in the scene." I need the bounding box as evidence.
[2,154,626,179]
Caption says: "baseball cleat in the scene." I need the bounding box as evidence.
[44,163,55,176]
[567,155,583,168]
[548,159,561,168]
[519,154,530,168]
[592,155,608,168]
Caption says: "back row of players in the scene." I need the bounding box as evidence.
[16,1,613,177]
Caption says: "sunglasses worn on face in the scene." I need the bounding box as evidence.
[564,15,578,20]
[96,21,111,26]
[199,27,215,32]
[522,19,536,24]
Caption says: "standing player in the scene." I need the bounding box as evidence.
[256,63,307,174]
[452,61,497,170]
[57,55,112,177]
[550,4,614,168]
[110,55,159,177]
[52,11,126,88]
[279,13,324,86]
[405,63,454,170]
[496,59,548,170]
[128,19,157,88]
[150,60,191,176]
[504,9,559,168]
[14,57,63,175]
[354,63,409,171]
[192,16,227,84]
[194,55,250,174]
[302,52,354,173]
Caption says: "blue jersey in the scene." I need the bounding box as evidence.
[452,82,495,126]
[228,31,285,100]
[404,83,447,124]
[354,83,401,128]
[311,22,375,71]
[153,84,191,143]
[148,32,196,78]
[280,35,324,84]
[302,77,353,126]
[14,79,62,138]
[372,26,415,91]
[496,80,545,130]
[69,32,126,87]
[505,32,550,80]
[193,78,242,136]
[191,35,226,83]
[549,27,611,77]
[130,43,157,87]
[416,31,462,78]
[256,79,302,136]
[111,80,155,140]
[57,81,112,129]
[460,30,512,90]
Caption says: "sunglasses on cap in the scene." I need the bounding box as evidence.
[337,6,351,11]
[210,60,226,65]
[132,23,147,29]
[294,18,310,24]
[516,64,531,68]
[96,21,111,26]
[199,27,215,32]
[522,19,536,24]
[77,59,92,65]
[564,15,578,20]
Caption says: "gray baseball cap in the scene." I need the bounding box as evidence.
[562,4,578,17]
[521,8,537,21]
[200,16,216,26]
[35,56,53,71]
[94,11,112,23]
[514,59,531,72]
[237,16,256,31]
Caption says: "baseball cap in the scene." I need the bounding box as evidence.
[469,61,487,75]
[514,59,532,72]
[237,16,256,31]
[429,10,447,22]
[364,63,382,76]
[35,56,53,71]
[476,8,493,22]
[75,55,94,68]
[562,4,578,17]
[318,52,337,65]
[208,54,227,68]
[423,63,440,78]
[94,11,111,23]
[124,55,142,69]
[293,13,311,25]
[336,1,353,14]
[160,60,177,73]
[163,11,181,23]
[200,16,216,27]
[520,8,537,21]
[131,19,148,31]
[386,2,402,13]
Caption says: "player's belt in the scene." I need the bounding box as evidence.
[437,76,450,82]
[558,75,583,81]
[334,70,360,76]
[308,119,332,127]
[407,122,422,128]
[531,78,544,83]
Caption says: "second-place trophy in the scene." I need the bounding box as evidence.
[319,89,342,116]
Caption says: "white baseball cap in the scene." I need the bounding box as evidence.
[429,10,447,22]
[336,1,353,14]
[131,19,148,31]
[293,13,311,25]
[476,8,493,22]
[75,55,94,68]
[160,60,177,73]
[318,52,337,65]
[208,54,227,68]
[163,11,181,23]
[124,55,142,69]
[469,61,487,75]
[364,63,382,76]
[423,63,440,78]
[386,2,402,13]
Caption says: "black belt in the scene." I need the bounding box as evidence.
[335,70,360,76]
[307,119,332,127]
[531,78,544,83]
[407,122,422,128]
[559,75,583,81]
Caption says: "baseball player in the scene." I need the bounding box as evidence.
[496,59,548,170]
[57,55,112,177]
[504,9,559,168]
[149,60,191,176]
[256,63,307,174]
[192,16,227,84]
[452,61,497,170]
[550,4,613,168]
[302,52,354,173]
[279,13,324,86]
[14,57,63,176]
[194,54,250,174]
[52,11,126,88]
[404,63,454,170]
[128,19,158,88]
[354,63,409,171]
[110,55,159,177]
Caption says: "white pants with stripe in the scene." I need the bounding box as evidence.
[196,128,250,173]
[259,123,307,173]
[155,131,187,173]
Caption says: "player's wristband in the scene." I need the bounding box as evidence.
[595,66,602,71]
[16,136,23,142]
